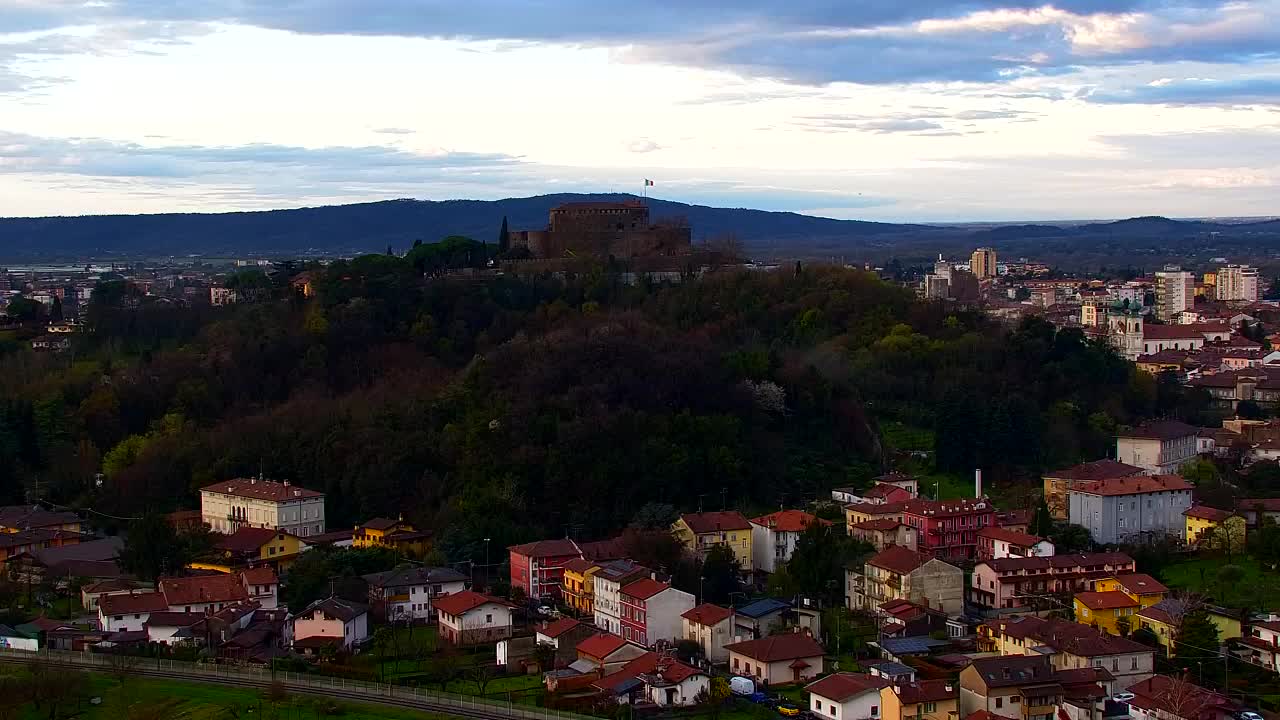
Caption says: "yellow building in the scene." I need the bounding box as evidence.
[1183,505,1246,549]
[562,558,602,615]
[844,502,905,533]
[209,526,310,572]
[1136,599,1243,655]
[1074,591,1140,635]
[673,512,753,569]
[1095,573,1168,609]
[354,516,430,555]
[881,679,959,720]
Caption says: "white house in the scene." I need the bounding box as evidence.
[200,477,326,537]
[725,633,826,686]
[98,592,169,632]
[291,596,369,651]
[681,603,735,663]
[592,560,649,636]
[81,579,152,613]
[434,590,515,646]
[749,510,831,574]
[640,658,710,707]
[363,565,468,622]
[241,567,280,610]
[144,611,203,645]
[1115,421,1200,475]
[806,673,892,720]
[1235,617,1280,674]
[159,573,251,614]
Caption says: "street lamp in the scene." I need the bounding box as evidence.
[483,538,491,588]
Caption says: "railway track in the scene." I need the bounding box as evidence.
[0,653,559,720]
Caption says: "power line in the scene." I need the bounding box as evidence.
[32,496,142,522]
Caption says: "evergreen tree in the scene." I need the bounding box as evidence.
[1174,605,1220,667]
[498,216,510,254]
[1029,499,1053,536]
[700,544,742,606]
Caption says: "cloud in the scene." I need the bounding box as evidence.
[6,0,1278,87]
[626,138,664,153]
[372,127,416,135]
[793,107,1037,133]
[1088,75,1280,104]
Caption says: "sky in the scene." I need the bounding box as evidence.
[0,1,1278,222]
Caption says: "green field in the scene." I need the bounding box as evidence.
[3,672,456,720]
[1160,555,1280,610]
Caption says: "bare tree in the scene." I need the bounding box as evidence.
[108,652,143,688]
[469,664,496,695]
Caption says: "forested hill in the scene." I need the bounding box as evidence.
[0,258,1206,568]
[0,194,936,260]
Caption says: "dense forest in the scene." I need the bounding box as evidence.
[0,256,1189,566]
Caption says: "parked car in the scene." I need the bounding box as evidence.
[1236,711,1263,720]
[1112,693,1136,703]
[777,703,802,717]
[747,693,772,705]
[730,677,756,696]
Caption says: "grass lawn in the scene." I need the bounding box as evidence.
[921,473,974,501]
[879,422,935,453]
[7,673,455,720]
[1159,555,1280,610]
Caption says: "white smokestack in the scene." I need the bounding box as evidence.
[975,469,983,498]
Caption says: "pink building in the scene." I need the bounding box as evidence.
[291,596,369,652]
[970,552,1135,610]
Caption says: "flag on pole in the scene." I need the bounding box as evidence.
[644,179,654,186]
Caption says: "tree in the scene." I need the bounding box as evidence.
[1238,400,1267,420]
[469,664,495,695]
[1181,458,1220,487]
[119,514,190,582]
[1116,615,1132,637]
[1214,564,1245,603]
[1174,603,1220,667]
[785,521,865,606]
[497,216,510,254]
[531,641,557,672]
[1049,523,1094,554]
[700,544,742,605]
[1029,499,1054,537]
[1132,626,1160,649]
[695,677,732,720]
[371,626,394,681]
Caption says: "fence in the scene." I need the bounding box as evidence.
[0,646,597,720]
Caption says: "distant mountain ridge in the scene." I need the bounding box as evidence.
[1,193,1277,262]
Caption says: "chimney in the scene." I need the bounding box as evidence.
[283,480,290,487]
[975,469,983,498]
[249,477,256,485]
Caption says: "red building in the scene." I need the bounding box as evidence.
[508,539,582,601]
[899,498,997,561]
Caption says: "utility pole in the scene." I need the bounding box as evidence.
[721,487,727,511]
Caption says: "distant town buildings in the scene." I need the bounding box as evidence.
[1216,264,1260,302]
[970,247,998,280]
[1154,266,1194,321]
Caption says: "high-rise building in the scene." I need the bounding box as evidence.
[1215,264,1259,302]
[1154,266,1194,321]
[970,248,997,279]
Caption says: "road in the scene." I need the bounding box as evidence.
[0,647,587,720]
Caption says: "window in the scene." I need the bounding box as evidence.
[733,658,739,670]
[869,707,877,718]
[1011,697,1020,704]
[1131,657,1139,670]
[1112,658,1119,671]
[995,698,1003,709]
[924,704,936,713]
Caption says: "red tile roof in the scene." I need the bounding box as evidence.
[621,577,669,600]
[1073,474,1193,496]
[159,574,248,606]
[1044,456,1146,479]
[900,498,994,518]
[867,545,930,575]
[1116,420,1200,440]
[990,616,1151,657]
[241,566,278,586]
[982,551,1134,574]
[846,502,907,515]
[682,603,733,626]
[978,527,1045,546]
[680,511,751,534]
[1112,573,1168,596]
[201,478,323,502]
[1183,505,1232,521]
[537,618,582,639]
[577,632,628,659]
[807,674,892,702]
[432,590,513,617]
[865,484,912,500]
[508,539,582,558]
[100,592,169,615]
[215,527,283,553]
[750,510,832,533]
[1126,675,1239,718]
[1076,591,1139,610]
[562,558,600,574]
[725,633,825,662]
[895,679,959,704]
[1238,498,1280,512]
[578,537,629,561]
[145,611,203,627]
